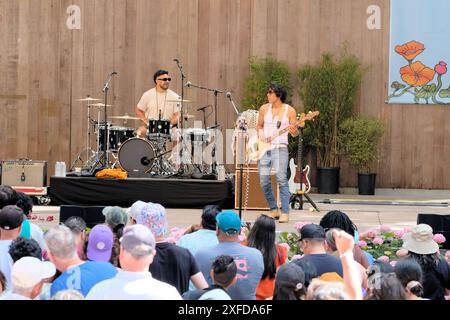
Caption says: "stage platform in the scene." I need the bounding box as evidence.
[49,176,235,209]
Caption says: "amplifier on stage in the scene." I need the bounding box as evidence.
[0,160,48,187]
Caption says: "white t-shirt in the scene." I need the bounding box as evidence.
[85,270,182,300]
[137,88,180,121]
[0,240,13,290]
[30,223,46,251]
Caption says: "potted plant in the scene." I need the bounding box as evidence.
[297,50,363,193]
[340,115,385,195]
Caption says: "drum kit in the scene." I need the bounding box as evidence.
[70,96,215,178]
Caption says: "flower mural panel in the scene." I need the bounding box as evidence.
[388,0,450,104]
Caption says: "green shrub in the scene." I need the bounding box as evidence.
[242,56,292,110]
[297,51,363,168]
[340,115,385,173]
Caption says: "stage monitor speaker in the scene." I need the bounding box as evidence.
[235,169,279,210]
[60,205,106,229]
[0,160,47,187]
[417,213,450,249]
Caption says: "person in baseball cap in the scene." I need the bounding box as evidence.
[0,205,24,231]
[120,224,156,257]
[216,210,241,235]
[6,257,56,300]
[86,224,114,262]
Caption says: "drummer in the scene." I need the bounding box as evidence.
[135,69,181,138]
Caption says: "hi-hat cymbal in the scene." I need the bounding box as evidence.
[77,97,100,102]
[167,99,193,103]
[109,115,140,120]
[91,103,113,107]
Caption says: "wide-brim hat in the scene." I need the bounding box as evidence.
[402,224,439,255]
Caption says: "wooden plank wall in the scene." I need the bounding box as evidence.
[1,0,449,189]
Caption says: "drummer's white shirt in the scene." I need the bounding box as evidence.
[137,88,180,121]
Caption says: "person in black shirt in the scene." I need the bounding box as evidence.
[294,224,343,277]
[136,202,208,294]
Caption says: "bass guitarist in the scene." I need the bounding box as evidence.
[256,84,299,223]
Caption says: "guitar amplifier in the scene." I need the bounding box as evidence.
[0,160,48,187]
[235,169,279,210]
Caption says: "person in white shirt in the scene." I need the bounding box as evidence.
[86,224,181,300]
[135,69,181,138]
[1,257,56,300]
[0,206,24,290]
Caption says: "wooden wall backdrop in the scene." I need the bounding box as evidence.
[1,0,449,189]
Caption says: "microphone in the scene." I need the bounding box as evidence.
[184,81,192,88]
[197,105,211,112]
[102,72,118,92]
[226,92,232,99]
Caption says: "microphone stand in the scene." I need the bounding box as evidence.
[174,59,187,175]
[226,92,246,220]
[101,72,116,169]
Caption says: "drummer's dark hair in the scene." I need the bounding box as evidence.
[153,70,169,83]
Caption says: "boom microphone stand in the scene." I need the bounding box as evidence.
[185,82,225,175]
[101,71,117,168]
[174,59,188,174]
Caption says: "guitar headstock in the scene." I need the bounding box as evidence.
[297,111,320,127]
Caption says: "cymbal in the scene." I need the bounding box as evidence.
[167,99,193,103]
[109,115,140,120]
[77,97,100,102]
[91,103,113,107]
[183,114,195,119]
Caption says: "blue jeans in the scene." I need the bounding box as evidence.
[258,147,290,214]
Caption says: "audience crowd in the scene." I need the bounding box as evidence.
[0,184,449,300]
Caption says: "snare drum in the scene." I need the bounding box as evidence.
[118,138,156,175]
[99,124,135,151]
[148,119,171,140]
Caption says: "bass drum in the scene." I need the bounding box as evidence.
[118,138,155,176]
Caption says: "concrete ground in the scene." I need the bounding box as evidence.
[32,188,450,233]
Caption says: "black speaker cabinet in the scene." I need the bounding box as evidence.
[0,160,47,187]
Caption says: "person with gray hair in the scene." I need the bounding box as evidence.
[63,216,87,260]
[45,225,117,298]
[86,224,181,300]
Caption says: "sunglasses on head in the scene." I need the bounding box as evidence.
[267,90,275,94]
[158,78,172,82]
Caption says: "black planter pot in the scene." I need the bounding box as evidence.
[317,167,340,194]
[358,173,377,195]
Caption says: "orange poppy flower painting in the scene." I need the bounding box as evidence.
[388,0,450,104]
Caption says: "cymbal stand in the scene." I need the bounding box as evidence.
[70,97,97,171]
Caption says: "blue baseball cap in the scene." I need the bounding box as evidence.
[216,211,241,235]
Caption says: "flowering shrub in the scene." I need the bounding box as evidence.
[277,222,448,262]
